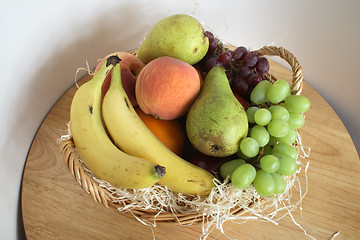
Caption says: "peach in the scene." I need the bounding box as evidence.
[135,56,200,120]
[94,52,145,106]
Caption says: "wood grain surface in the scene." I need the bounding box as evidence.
[21,59,360,240]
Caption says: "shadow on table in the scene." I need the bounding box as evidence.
[15,3,161,239]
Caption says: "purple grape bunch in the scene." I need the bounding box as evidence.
[198,31,270,100]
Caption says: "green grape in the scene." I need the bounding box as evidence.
[250,80,272,104]
[245,157,258,166]
[220,159,246,179]
[271,173,287,194]
[260,154,280,173]
[276,128,297,145]
[250,125,270,147]
[288,112,305,129]
[231,164,256,189]
[267,79,291,104]
[254,169,275,197]
[267,119,289,138]
[279,102,286,108]
[284,95,311,113]
[274,153,297,176]
[254,108,272,126]
[246,106,259,123]
[268,136,278,146]
[268,105,290,121]
[262,145,273,156]
[240,137,260,158]
[272,142,298,159]
[236,149,251,160]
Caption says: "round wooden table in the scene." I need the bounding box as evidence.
[21,60,360,239]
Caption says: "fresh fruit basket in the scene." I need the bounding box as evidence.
[59,14,310,237]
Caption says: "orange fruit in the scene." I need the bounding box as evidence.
[135,108,186,156]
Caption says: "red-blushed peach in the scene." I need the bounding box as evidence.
[94,52,145,106]
[135,56,200,120]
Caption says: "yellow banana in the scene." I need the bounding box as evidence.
[102,60,215,196]
[70,56,165,189]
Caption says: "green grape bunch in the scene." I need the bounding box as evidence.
[220,78,310,197]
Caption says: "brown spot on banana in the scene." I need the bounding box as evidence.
[124,97,130,109]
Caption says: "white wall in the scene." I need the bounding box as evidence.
[1,0,359,239]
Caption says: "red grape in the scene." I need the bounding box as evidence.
[232,75,249,95]
[219,51,232,65]
[225,70,234,85]
[243,51,259,67]
[255,57,270,75]
[247,73,262,86]
[198,33,270,102]
[208,38,217,54]
[238,65,252,78]
[232,46,248,61]
[215,43,223,55]
[205,31,215,41]
[204,56,221,72]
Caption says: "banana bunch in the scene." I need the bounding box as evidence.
[70,56,166,189]
[70,55,215,196]
[102,58,215,196]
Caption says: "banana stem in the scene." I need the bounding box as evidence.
[154,165,166,179]
[91,55,120,88]
[106,55,121,67]
[110,62,122,89]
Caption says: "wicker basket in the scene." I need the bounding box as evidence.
[59,46,303,225]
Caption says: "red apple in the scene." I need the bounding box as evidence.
[135,56,200,120]
[94,52,145,107]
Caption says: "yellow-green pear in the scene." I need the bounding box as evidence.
[186,66,249,157]
[137,14,209,65]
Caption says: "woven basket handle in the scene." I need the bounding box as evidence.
[60,139,112,207]
[256,46,303,95]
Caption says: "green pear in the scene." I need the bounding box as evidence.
[137,14,209,65]
[186,66,248,157]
